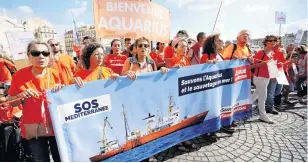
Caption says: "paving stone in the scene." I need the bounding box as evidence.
[257,155,268,161]
[226,153,235,159]
[233,158,245,162]
[201,157,209,162]
[240,154,251,161]
[186,156,194,161]
[204,151,214,157]
[245,152,256,158]
[194,156,202,161]
[208,157,216,162]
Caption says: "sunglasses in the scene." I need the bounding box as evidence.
[50,43,59,47]
[267,40,277,42]
[30,50,50,57]
[188,42,192,44]
[138,44,149,48]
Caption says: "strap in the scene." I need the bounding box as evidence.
[256,50,266,77]
[231,44,237,59]
[98,67,103,80]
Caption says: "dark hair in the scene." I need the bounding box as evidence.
[156,42,160,50]
[297,45,308,54]
[202,34,220,54]
[110,39,121,54]
[197,32,206,42]
[176,30,188,37]
[263,35,277,47]
[124,38,131,42]
[128,43,135,57]
[82,42,105,70]
[83,36,95,42]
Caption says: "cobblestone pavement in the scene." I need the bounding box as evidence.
[154,94,307,162]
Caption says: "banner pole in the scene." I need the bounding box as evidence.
[212,0,223,33]
[279,24,281,37]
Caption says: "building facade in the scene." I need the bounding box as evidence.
[64,25,111,54]
[35,25,57,42]
[0,9,25,52]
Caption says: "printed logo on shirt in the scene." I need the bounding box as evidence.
[57,94,112,124]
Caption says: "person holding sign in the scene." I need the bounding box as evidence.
[122,37,168,80]
[265,37,285,114]
[103,39,127,75]
[250,35,278,124]
[73,42,119,87]
[6,40,64,162]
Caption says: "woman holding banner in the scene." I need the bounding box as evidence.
[73,42,119,87]
[122,37,168,79]
[169,37,191,68]
[6,40,64,162]
[103,39,127,75]
[250,35,278,124]
[200,33,224,64]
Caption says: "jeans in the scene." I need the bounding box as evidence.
[27,136,60,162]
[266,79,283,109]
[251,76,270,119]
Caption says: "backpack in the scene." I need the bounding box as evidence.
[4,62,17,76]
[129,56,155,71]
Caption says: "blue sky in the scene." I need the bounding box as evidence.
[1,0,307,42]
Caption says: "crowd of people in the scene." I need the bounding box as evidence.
[0,29,307,162]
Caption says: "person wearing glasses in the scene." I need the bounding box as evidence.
[250,35,278,124]
[47,39,76,75]
[103,39,128,75]
[73,42,119,87]
[169,37,191,68]
[122,37,168,80]
[265,36,286,115]
[6,40,64,162]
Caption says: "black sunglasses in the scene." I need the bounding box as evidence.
[267,40,277,42]
[138,44,149,48]
[30,50,50,57]
[50,43,59,47]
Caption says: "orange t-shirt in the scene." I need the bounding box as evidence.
[59,53,76,74]
[200,53,223,64]
[170,55,191,67]
[8,66,62,137]
[0,59,15,83]
[83,66,114,82]
[253,50,273,78]
[52,60,73,85]
[222,44,251,60]
[104,54,127,75]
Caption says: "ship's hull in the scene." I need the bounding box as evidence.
[90,110,209,162]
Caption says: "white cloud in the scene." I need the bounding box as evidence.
[244,4,270,13]
[167,0,238,10]
[16,6,33,13]
[66,1,88,17]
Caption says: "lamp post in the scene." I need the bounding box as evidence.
[212,0,223,33]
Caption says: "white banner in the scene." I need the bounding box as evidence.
[5,32,35,60]
[275,11,286,24]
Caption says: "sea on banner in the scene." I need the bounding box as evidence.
[93,0,171,43]
[47,60,252,162]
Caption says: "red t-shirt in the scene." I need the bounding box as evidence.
[253,50,274,78]
[164,46,174,59]
[273,48,286,70]
[103,54,127,75]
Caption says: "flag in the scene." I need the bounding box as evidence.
[71,11,81,56]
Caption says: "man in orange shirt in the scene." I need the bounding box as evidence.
[48,39,76,74]
[222,30,254,64]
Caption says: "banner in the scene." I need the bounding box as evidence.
[5,32,35,60]
[47,60,252,162]
[93,0,171,43]
[275,11,286,24]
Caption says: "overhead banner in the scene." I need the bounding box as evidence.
[275,11,286,24]
[5,32,35,60]
[93,0,171,43]
[47,60,252,162]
